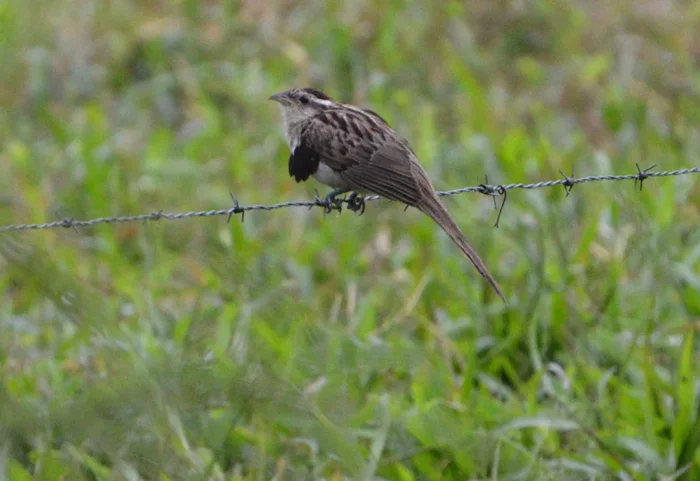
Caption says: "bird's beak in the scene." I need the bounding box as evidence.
[268,92,288,104]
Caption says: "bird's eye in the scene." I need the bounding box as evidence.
[299,95,309,104]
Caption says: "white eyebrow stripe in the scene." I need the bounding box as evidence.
[314,98,334,107]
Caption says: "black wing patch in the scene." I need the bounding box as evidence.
[288,143,320,183]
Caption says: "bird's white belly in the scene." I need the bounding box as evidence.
[312,162,347,189]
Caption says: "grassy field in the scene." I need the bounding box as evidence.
[1,1,699,480]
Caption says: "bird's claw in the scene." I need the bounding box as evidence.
[346,192,366,215]
[324,190,346,214]
[314,189,344,215]
[313,189,362,216]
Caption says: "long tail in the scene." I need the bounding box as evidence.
[417,194,506,303]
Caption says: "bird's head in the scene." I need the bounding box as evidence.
[269,87,335,124]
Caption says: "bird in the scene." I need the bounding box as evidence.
[269,87,505,302]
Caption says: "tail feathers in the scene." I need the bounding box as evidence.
[417,194,506,303]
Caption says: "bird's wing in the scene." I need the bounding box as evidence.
[299,110,428,206]
[339,143,427,206]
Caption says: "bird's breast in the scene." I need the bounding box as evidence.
[283,116,306,151]
[312,162,347,189]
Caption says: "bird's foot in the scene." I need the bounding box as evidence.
[315,188,348,215]
[325,188,349,213]
[346,192,366,215]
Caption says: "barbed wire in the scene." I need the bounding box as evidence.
[1,164,698,233]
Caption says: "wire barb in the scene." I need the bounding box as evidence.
[59,218,77,232]
[477,175,509,227]
[476,183,500,197]
[0,166,698,233]
[52,206,81,234]
[493,186,507,228]
[313,189,332,217]
[227,193,245,223]
[484,174,498,212]
[559,168,575,196]
[634,163,656,191]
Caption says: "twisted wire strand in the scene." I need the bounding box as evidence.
[1,166,698,233]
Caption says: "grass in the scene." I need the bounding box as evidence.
[1,0,699,480]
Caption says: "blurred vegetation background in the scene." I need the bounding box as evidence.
[1,1,699,480]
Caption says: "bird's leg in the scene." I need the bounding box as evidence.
[325,188,349,203]
[346,192,366,215]
[324,188,349,212]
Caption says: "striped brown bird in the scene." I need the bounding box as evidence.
[269,87,505,302]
